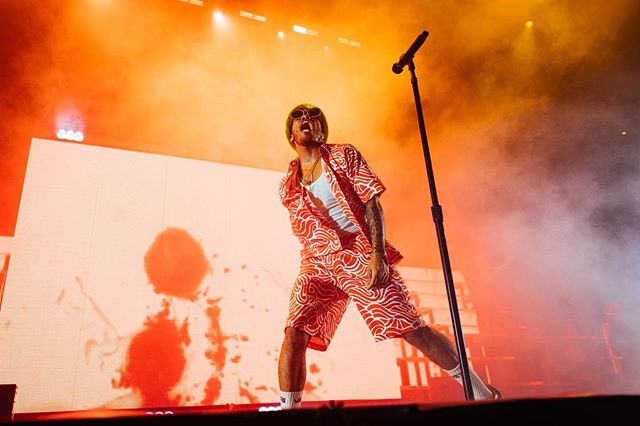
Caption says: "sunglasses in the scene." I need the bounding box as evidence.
[290,107,322,120]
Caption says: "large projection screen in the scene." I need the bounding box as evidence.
[0,138,400,413]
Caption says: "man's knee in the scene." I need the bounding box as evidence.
[283,327,311,352]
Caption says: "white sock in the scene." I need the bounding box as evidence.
[444,364,493,400]
[279,390,303,409]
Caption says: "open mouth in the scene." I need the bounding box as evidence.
[300,121,312,132]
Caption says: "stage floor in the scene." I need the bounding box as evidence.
[9,394,640,425]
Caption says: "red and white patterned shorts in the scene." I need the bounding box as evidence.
[286,236,426,351]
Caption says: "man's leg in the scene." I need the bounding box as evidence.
[278,326,311,409]
[403,326,501,400]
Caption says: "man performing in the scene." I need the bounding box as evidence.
[277,103,501,409]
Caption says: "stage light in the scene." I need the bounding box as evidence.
[144,411,174,415]
[278,31,285,39]
[240,11,267,23]
[621,131,627,135]
[293,25,318,36]
[55,110,83,142]
[258,406,281,412]
[56,129,84,142]
[337,37,361,48]
[525,21,534,28]
[213,11,225,24]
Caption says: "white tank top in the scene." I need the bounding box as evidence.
[304,163,359,238]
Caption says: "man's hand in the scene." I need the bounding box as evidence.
[367,251,390,290]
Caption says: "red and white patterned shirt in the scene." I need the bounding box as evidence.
[279,143,403,264]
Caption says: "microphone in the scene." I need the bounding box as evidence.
[392,30,429,74]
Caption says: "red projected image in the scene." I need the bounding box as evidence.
[143,228,210,301]
[111,227,212,407]
[0,140,402,414]
[114,299,190,407]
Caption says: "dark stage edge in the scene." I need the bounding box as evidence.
[7,395,639,425]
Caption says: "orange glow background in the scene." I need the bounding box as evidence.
[0,0,639,413]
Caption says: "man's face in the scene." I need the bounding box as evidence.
[290,108,324,148]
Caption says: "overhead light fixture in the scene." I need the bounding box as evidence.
[293,25,318,36]
[338,37,361,48]
[239,11,267,22]
[56,129,84,142]
[176,0,203,6]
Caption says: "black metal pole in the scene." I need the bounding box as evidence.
[405,58,475,401]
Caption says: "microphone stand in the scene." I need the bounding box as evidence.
[403,58,475,401]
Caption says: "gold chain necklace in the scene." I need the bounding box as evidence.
[301,155,321,186]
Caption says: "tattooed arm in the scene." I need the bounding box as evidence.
[365,195,390,289]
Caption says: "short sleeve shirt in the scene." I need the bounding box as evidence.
[278,143,403,264]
